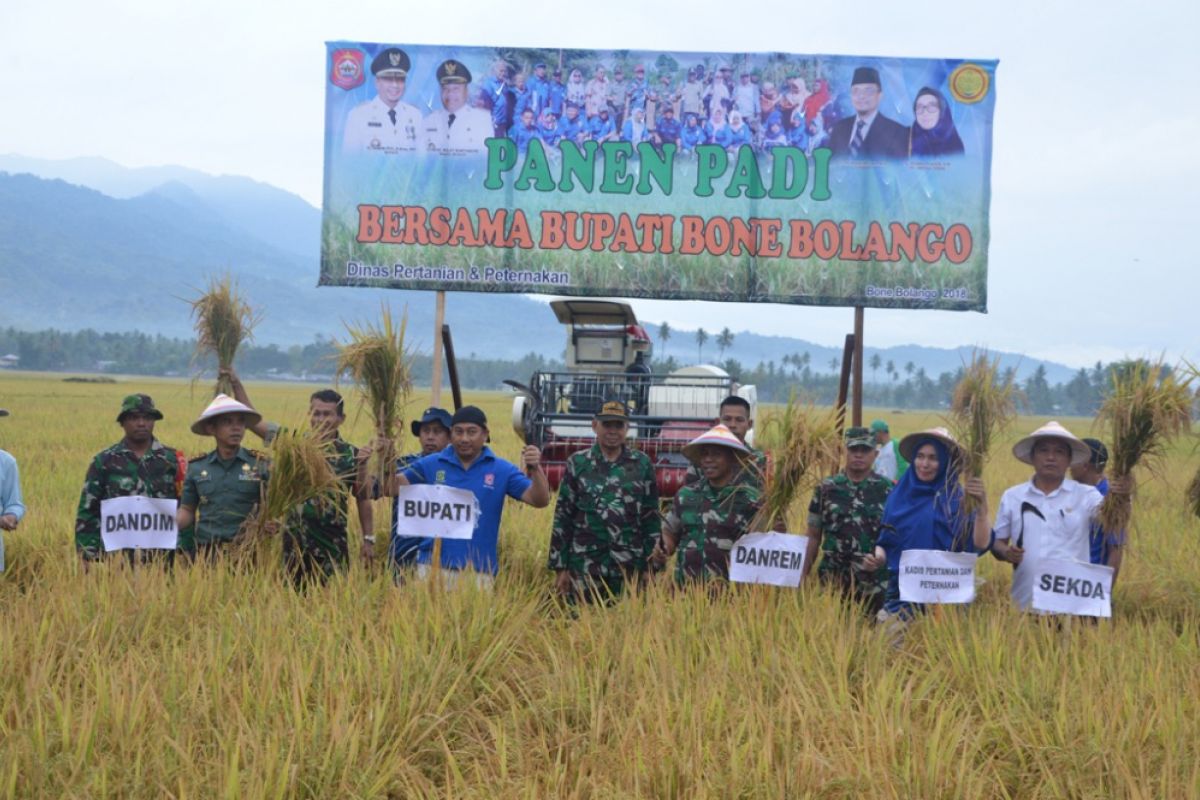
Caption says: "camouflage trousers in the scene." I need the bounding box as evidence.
[819,569,887,616]
[282,532,348,589]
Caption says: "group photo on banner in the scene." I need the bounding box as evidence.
[321,43,996,311]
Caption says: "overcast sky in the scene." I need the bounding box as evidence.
[3,0,1197,367]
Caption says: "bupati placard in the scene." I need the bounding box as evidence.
[898,550,977,604]
[729,532,808,587]
[395,484,480,540]
[321,43,996,310]
[100,496,179,551]
[1030,558,1113,618]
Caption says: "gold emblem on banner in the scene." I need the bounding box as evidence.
[948,64,990,105]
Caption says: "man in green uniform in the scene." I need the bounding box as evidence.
[805,426,893,614]
[225,371,373,586]
[657,424,763,584]
[177,394,267,559]
[549,400,660,602]
[683,395,766,489]
[75,394,186,566]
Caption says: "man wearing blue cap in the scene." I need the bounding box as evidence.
[829,66,908,159]
[343,47,422,154]
[390,407,452,569]
[526,62,551,117]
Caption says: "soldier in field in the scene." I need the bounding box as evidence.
[548,401,660,602]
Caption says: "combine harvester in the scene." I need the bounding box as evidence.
[508,299,756,499]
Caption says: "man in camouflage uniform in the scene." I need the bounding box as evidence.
[75,394,186,566]
[683,395,766,489]
[549,400,660,602]
[658,424,763,584]
[804,426,893,614]
[227,371,372,587]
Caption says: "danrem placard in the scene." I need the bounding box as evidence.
[321,43,997,310]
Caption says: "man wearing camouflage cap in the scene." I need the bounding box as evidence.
[75,394,186,565]
[422,59,492,156]
[343,47,422,154]
[548,400,660,602]
[804,426,894,614]
[0,407,25,574]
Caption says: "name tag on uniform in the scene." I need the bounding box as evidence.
[101,496,179,551]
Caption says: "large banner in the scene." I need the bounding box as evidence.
[320,43,997,310]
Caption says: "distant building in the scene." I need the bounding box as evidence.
[0,354,19,369]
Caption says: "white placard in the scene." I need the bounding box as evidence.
[395,484,480,540]
[1030,558,1113,618]
[100,496,179,551]
[898,550,977,604]
[729,532,809,588]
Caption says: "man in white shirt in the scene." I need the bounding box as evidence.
[991,421,1130,610]
[342,47,422,155]
[870,418,907,482]
[422,59,492,156]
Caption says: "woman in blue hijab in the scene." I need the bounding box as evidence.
[865,428,991,621]
[909,87,965,157]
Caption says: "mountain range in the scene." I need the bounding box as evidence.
[0,154,1083,383]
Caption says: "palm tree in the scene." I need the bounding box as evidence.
[658,321,671,358]
[716,327,735,359]
[829,356,840,373]
[869,353,882,383]
[904,361,915,379]
[695,328,709,361]
[886,359,896,382]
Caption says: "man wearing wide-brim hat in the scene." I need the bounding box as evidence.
[176,394,267,559]
[549,400,660,602]
[75,394,186,565]
[992,421,1132,610]
[0,406,25,575]
[655,424,763,584]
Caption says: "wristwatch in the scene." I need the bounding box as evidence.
[363,535,376,545]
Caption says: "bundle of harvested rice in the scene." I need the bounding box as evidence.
[750,396,843,533]
[947,352,1018,515]
[189,274,259,396]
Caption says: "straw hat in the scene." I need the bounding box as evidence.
[190,393,262,435]
[898,426,962,462]
[1011,421,1091,466]
[682,424,750,465]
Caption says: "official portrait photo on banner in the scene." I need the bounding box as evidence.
[320,42,997,311]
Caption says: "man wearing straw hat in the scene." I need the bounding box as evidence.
[0,407,25,574]
[74,394,186,566]
[548,400,660,603]
[991,421,1131,610]
[656,424,763,584]
[804,426,894,614]
[683,396,766,489]
[176,394,268,559]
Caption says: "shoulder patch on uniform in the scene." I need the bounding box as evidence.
[188,454,207,463]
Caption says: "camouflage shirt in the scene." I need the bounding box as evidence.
[807,471,893,598]
[549,444,660,579]
[282,437,360,574]
[683,447,767,490]
[665,478,762,584]
[75,439,184,561]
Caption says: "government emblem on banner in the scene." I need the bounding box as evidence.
[330,48,365,90]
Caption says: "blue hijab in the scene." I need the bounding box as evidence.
[909,87,965,157]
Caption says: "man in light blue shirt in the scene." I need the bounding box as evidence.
[0,408,27,573]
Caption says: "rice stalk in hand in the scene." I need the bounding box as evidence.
[947,351,1017,515]
[189,274,260,396]
[1097,359,1193,533]
[335,304,413,485]
[750,396,843,533]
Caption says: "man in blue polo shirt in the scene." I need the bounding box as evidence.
[391,406,452,570]
[393,405,550,580]
[1070,437,1124,580]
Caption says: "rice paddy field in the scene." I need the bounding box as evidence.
[1,371,1198,798]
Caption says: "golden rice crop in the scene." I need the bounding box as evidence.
[947,351,1018,514]
[751,395,842,531]
[188,274,260,396]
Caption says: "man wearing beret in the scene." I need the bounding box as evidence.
[829,66,908,159]
[390,406,452,570]
[422,59,492,156]
[549,401,660,602]
[391,405,549,585]
[804,426,894,614]
[0,408,25,574]
[343,47,422,154]
[75,394,186,566]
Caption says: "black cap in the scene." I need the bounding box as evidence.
[1081,438,1109,470]
[851,66,881,87]
[371,48,410,77]
[436,59,471,85]
[595,400,631,422]
[411,407,453,437]
[451,405,488,428]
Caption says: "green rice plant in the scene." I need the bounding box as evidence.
[334,304,413,485]
[750,395,842,532]
[1097,359,1193,533]
[947,351,1018,514]
[188,274,260,396]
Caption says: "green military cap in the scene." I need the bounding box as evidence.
[595,400,630,422]
[844,426,875,449]
[117,393,163,422]
[869,419,888,433]
[437,59,472,85]
[371,47,410,77]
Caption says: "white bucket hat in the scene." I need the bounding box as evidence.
[1012,420,1091,466]
[898,426,963,462]
[190,393,262,435]
[682,424,751,465]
